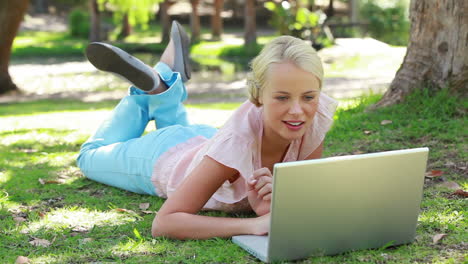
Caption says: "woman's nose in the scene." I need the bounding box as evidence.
[288,101,303,115]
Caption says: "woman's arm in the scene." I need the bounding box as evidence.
[152,156,269,240]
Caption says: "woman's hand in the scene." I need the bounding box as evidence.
[248,167,273,201]
[252,213,271,236]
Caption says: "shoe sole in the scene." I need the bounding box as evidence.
[173,22,191,82]
[86,43,156,91]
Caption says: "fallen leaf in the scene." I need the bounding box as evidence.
[425,170,444,178]
[363,130,372,135]
[439,181,461,190]
[115,208,136,214]
[29,238,51,247]
[453,189,468,197]
[39,179,65,185]
[433,233,447,244]
[13,217,26,223]
[38,211,46,218]
[380,120,393,125]
[15,256,30,264]
[72,226,89,233]
[142,210,154,214]
[139,203,150,210]
[353,151,365,155]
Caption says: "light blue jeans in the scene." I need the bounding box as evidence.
[77,62,217,195]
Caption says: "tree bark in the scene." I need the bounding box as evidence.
[118,13,131,40]
[211,0,223,40]
[159,0,171,43]
[374,0,468,108]
[190,0,201,43]
[349,0,358,24]
[326,0,334,18]
[0,0,29,95]
[89,0,101,42]
[244,0,257,54]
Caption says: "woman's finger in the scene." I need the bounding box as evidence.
[252,167,272,180]
[263,193,272,201]
[254,176,272,190]
[257,184,272,197]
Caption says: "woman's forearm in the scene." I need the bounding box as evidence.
[152,213,258,240]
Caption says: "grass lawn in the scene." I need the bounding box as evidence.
[0,89,466,263]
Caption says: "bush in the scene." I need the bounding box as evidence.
[69,9,90,39]
[264,1,332,50]
[360,0,410,46]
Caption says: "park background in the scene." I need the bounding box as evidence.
[0,0,466,263]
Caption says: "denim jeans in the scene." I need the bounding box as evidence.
[77,62,217,195]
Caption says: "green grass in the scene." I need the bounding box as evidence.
[0,89,466,263]
[12,30,269,60]
[12,31,167,59]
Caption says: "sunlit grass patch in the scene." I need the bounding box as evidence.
[111,238,167,257]
[22,207,137,234]
[1,130,77,147]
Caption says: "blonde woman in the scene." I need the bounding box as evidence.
[78,23,338,239]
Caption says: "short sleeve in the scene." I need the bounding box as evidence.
[202,132,254,204]
[299,93,338,160]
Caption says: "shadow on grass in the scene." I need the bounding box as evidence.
[0,99,119,117]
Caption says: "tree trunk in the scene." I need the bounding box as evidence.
[349,0,358,24]
[159,0,171,43]
[244,0,257,54]
[190,0,201,43]
[326,0,334,18]
[374,0,468,108]
[211,0,223,40]
[89,0,101,42]
[118,13,131,40]
[0,0,29,95]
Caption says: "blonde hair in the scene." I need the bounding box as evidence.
[246,36,324,107]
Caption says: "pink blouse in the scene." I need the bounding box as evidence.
[151,93,338,211]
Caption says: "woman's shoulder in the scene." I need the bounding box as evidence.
[219,99,262,140]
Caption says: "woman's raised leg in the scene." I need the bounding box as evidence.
[77,62,189,195]
[77,21,194,195]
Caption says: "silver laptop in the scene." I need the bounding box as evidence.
[232,148,429,263]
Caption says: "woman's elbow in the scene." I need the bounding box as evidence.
[151,215,167,238]
[151,214,187,240]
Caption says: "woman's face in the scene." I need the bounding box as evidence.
[260,61,320,144]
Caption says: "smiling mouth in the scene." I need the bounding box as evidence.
[284,121,304,126]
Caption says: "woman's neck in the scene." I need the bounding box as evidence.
[261,127,291,161]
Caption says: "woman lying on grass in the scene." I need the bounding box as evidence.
[77,21,337,239]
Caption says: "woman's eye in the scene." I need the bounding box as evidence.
[276,96,288,101]
[304,96,315,101]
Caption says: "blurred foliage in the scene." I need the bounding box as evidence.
[264,0,332,50]
[359,0,410,46]
[69,9,90,38]
[96,0,163,30]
